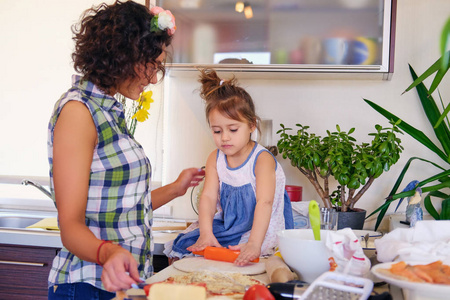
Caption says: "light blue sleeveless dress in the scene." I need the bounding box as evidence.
[166,143,293,258]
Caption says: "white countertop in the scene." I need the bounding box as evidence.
[0,210,181,253]
[0,227,63,248]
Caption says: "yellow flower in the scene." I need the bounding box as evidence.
[131,91,154,122]
[132,108,150,122]
[140,90,154,111]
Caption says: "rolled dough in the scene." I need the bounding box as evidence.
[173,257,266,275]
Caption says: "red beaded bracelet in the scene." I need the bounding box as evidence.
[96,240,112,266]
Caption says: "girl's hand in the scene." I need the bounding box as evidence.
[187,234,222,252]
[100,244,141,292]
[228,242,261,266]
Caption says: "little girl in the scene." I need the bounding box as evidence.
[165,69,293,265]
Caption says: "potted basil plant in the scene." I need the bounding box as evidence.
[277,123,403,229]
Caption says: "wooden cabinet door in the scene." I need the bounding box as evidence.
[0,244,59,300]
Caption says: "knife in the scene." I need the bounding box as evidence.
[192,246,260,263]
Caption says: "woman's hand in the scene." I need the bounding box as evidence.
[187,234,222,252]
[152,167,205,210]
[228,242,261,266]
[100,243,141,292]
[173,167,205,197]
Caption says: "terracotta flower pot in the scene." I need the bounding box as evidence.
[285,185,302,202]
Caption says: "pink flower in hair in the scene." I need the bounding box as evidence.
[150,6,164,15]
[150,6,176,36]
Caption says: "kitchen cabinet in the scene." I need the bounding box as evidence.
[0,244,59,299]
[156,0,396,79]
[0,245,168,299]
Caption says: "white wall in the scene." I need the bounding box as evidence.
[0,0,163,179]
[1,0,449,229]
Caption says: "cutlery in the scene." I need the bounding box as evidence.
[363,233,370,248]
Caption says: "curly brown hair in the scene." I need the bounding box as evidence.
[198,68,260,134]
[72,0,173,94]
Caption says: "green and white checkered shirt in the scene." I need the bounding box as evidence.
[47,75,153,290]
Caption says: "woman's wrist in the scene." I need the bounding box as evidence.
[96,240,115,266]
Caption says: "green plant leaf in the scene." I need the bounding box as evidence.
[370,156,448,230]
[429,58,450,94]
[424,193,440,220]
[403,51,450,95]
[427,190,450,199]
[367,197,398,221]
[392,181,450,200]
[416,168,450,186]
[440,18,450,68]
[441,198,450,220]
[364,99,448,162]
[408,65,450,157]
[434,99,450,129]
[403,56,443,94]
[370,156,419,230]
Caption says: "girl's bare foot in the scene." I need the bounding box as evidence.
[168,257,180,265]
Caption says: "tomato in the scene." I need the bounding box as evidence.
[243,284,275,300]
[143,284,152,296]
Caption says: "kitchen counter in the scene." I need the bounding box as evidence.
[0,208,62,247]
[0,227,63,248]
[0,207,185,254]
[0,227,180,254]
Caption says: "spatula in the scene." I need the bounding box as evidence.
[192,246,260,263]
[309,200,321,241]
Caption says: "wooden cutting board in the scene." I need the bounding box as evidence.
[172,257,266,275]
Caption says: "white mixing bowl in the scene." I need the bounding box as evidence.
[277,229,332,283]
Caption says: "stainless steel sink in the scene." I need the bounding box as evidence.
[0,216,44,229]
[0,209,57,230]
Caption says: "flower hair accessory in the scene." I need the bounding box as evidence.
[150,6,176,36]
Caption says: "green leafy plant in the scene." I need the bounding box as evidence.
[277,123,403,212]
[365,18,450,230]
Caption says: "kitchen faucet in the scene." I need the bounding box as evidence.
[22,179,53,200]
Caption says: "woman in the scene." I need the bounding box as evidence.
[47,1,203,298]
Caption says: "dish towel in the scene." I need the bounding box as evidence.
[26,217,59,230]
[375,220,450,263]
[291,201,311,229]
[325,228,371,277]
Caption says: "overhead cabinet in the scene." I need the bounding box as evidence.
[157,0,397,79]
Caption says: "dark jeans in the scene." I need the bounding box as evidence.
[48,282,115,300]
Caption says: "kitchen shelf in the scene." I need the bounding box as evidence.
[157,0,397,80]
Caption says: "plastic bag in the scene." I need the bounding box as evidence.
[324,228,371,277]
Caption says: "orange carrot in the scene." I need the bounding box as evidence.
[193,246,260,263]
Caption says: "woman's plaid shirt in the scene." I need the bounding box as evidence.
[47,75,153,290]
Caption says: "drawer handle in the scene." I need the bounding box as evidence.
[0,260,45,267]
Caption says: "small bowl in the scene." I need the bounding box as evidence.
[277,229,332,283]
